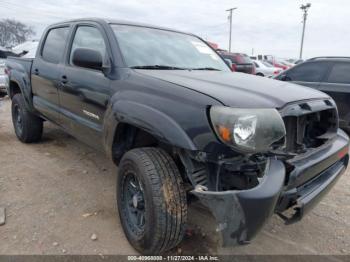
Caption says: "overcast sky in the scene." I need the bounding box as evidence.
[0,0,349,59]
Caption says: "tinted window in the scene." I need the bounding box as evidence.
[327,62,350,84]
[236,54,252,64]
[42,27,69,64]
[223,55,238,64]
[221,54,251,64]
[70,26,106,65]
[286,62,328,82]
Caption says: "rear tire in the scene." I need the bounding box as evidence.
[11,94,43,143]
[256,73,264,77]
[117,147,187,254]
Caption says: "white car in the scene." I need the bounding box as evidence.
[0,61,9,94]
[253,60,283,77]
[12,40,39,58]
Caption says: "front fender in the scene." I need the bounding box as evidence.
[103,99,197,159]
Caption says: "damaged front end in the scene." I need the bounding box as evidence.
[191,158,285,246]
[178,99,349,247]
[178,148,285,246]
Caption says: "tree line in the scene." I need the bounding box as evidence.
[0,19,34,48]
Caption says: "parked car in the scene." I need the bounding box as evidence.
[217,51,255,74]
[0,61,9,94]
[294,59,304,64]
[6,19,349,254]
[0,47,18,59]
[278,59,295,68]
[11,40,39,58]
[253,60,282,77]
[265,60,289,70]
[275,57,350,130]
[287,58,303,65]
[259,55,290,70]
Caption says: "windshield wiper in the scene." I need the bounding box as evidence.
[190,67,221,71]
[130,65,186,70]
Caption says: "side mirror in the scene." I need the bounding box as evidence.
[72,48,103,71]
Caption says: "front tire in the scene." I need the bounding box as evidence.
[11,94,43,143]
[117,148,187,254]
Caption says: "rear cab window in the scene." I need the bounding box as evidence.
[41,27,70,64]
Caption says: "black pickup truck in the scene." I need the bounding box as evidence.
[5,18,349,254]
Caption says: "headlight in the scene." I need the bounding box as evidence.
[210,106,286,153]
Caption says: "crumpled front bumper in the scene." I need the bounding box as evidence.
[191,159,285,246]
[191,131,349,247]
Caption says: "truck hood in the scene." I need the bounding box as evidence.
[136,70,329,108]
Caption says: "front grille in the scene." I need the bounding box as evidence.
[281,100,338,154]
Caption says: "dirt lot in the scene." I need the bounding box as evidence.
[0,95,350,255]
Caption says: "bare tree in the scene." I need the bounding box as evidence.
[0,19,34,48]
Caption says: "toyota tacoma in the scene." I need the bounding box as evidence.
[5,18,349,254]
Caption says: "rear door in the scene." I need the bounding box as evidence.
[319,62,350,127]
[31,26,70,124]
[59,23,111,150]
[283,61,331,90]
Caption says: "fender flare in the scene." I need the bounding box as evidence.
[8,71,34,111]
[103,99,197,159]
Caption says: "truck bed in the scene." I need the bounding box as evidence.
[5,56,33,98]
[6,56,33,75]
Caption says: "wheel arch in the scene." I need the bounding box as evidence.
[8,80,21,99]
[103,100,197,165]
[8,71,34,111]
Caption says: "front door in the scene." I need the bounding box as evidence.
[59,24,111,150]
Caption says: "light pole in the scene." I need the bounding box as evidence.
[299,3,311,59]
[226,7,237,52]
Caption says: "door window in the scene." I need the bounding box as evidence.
[70,26,106,65]
[327,63,350,84]
[42,27,69,64]
[286,62,329,82]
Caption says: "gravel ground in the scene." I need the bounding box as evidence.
[0,96,349,255]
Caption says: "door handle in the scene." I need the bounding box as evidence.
[61,75,68,84]
[33,68,39,75]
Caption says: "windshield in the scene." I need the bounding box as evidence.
[112,24,229,71]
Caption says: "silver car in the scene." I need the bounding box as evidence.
[0,61,9,93]
[253,60,283,78]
